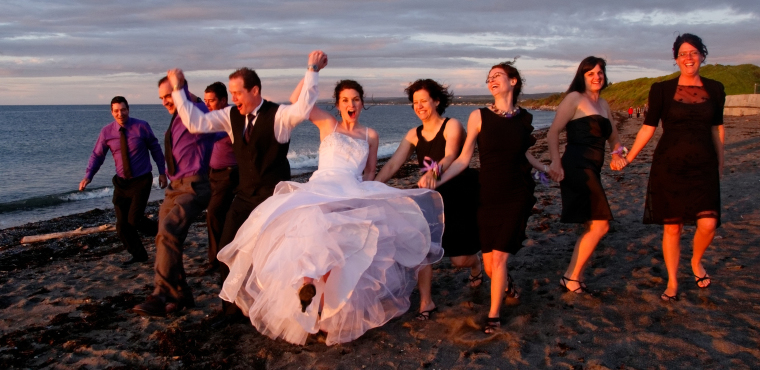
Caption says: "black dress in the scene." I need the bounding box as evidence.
[416,118,481,257]
[643,78,725,226]
[559,115,614,223]
[476,108,537,254]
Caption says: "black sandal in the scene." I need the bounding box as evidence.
[467,270,484,287]
[694,274,711,289]
[560,276,590,294]
[660,292,679,302]
[298,283,317,312]
[505,273,519,299]
[415,307,438,321]
[484,317,500,334]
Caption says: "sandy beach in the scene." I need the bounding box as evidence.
[1,112,759,369]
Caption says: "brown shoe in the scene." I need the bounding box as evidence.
[132,295,166,317]
[298,283,317,312]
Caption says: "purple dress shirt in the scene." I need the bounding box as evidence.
[85,117,165,180]
[210,133,237,169]
[166,101,216,181]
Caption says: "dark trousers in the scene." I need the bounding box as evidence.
[112,173,157,259]
[153,175,211,303]
[217,190,273,314]
[206,167,239,267]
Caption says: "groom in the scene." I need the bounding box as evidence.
[166,50,327,316]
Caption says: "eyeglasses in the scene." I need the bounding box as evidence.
[677,51,701,59]
[485,72,505,83]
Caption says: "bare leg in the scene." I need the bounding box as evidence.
[417,265,435,313]
[451,254,482,287]
[692,217,717,287]
[486,251,510,319]
[562,220,609,291]
[662,224,683,297]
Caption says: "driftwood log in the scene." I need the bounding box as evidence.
[20,224,116,244]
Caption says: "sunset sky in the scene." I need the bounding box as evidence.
[1,0,758,105]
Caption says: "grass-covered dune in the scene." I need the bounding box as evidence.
[523,64,760,110]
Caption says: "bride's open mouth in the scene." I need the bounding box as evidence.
[347,109,357,119]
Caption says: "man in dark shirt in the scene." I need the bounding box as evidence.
[203,82,238,275]
[80,96,167,265]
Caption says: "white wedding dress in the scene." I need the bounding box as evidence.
[218,127,444,345]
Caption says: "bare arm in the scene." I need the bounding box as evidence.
[602,100,628,171]
[287,77,338,139]
[375,128,417,183]
[625,125,656,164]
[712,125,725,178]
[363,128,379,181]
[547,93,581,182]
[525,152,546,172]
[419,110,481,189]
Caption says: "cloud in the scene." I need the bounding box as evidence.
[0,0,758,104]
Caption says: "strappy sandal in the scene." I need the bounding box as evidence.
[298,283,317,312]
[660,292,679,302]
[505,273,519,299]
[467,270,484,288]
[560,276,590,294]
[694,274,711,289]
[484,317,500,334]
[415,307,438,321]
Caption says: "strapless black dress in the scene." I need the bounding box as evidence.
[559,115,613,223]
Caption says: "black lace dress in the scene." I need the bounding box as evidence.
[476,108,537,254]
[560,115,614,223]
[416,118,480,257]
[643,84,722,226]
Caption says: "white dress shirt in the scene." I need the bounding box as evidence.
[173,70,319,144]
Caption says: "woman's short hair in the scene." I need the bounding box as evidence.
[490,61,524,105]
[567,56,609,94]
[672,33,708,60]
[333,80,365,105]
[404,79,454,115]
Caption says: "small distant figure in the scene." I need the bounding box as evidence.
[636,106,641,118]
[80,96,167,266]
[628,106,633,118]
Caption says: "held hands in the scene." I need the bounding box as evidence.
[610,154,628,171]
[548,161,564,182]
[158,174,168,189]
[307,50,328,71]
[417,170,438,189]
[166,69,186,90]
[78,178,91,191]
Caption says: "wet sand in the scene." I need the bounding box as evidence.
[1,112,759,369]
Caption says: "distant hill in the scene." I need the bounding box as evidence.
[522,64,760,111]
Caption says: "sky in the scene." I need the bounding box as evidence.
[1,0,758,105]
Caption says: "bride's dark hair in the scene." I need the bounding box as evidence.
[333,80,365,105]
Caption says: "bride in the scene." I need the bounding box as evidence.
[218,79,444,345]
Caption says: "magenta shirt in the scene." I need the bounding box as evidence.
[85,117,165,180]
[210,133,237,169]
[166,101,216,181]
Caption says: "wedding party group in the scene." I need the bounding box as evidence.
[80,33,724,345]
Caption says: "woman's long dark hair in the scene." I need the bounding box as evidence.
[567,56,609,94]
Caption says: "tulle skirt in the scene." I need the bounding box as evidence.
[218,168,444,345]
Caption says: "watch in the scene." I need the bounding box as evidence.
[307,64,319,72]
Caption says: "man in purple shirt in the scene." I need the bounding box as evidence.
[132,78,216,317]
[203,81,238,275]
[80,96,167,266]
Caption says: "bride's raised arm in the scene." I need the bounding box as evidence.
[290,78,338,140]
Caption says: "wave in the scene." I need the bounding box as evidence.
[0,176,166,214]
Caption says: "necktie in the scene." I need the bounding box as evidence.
[165,112,177,176]
[245,113,255,144]
[119,126,133,179]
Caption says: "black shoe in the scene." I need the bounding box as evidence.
[122,256,149,266]
[165,295,195,314]
[132,295,166,317]
[210,310,245,329]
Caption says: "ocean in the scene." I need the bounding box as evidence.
[0,104,554,229]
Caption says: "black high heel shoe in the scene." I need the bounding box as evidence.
[298,283,316,312]
[560,276,591,294]
[505,273,519,299]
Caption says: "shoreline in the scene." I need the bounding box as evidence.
[1,113,759,368]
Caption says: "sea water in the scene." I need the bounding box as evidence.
[0,104,554,228]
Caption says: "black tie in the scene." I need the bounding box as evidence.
[165,112,177,176]
[245,113,255,144]
[119,126,133,179]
